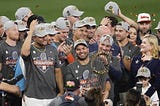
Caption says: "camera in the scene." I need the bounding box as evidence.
[136,81,142,94]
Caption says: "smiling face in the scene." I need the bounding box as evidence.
[140,37,152,53]
[33,35,48,47]
[129,27,137,43]
[75,44,89,60]
[115,27,128,42]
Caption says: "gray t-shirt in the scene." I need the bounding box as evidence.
[0,40,22,79]
[65,60,110,91]
[23,44,60,99]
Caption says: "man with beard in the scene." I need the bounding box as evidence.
[21,21,64,106]
[0,21,22,106]
[114,21,141,105]
[64,39,112,98]
[118,9,152,41]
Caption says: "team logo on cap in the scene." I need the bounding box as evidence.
[89,18,94,22]
[108,6,114,14]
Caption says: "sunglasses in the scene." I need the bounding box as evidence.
[86,25,96,29]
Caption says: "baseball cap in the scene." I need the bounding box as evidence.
[82,17,97,26]
[137,13,151,23]
[33,23,49,37]
[116,21,130,32]
[74,39,88,49]
[136,67,151,78]
[72,20,86,30]
[104,1,119,16]
[100,34,114,46]
[65,79,80,91]
[3,20,17,31]
[15,7,31,20]
[27,15,45,28]
[63,5,84,18]
[155,21,160,30]
[0,16,10,25]
[44,23,59,35]
[55,17,70,30]
[15,20,28,31]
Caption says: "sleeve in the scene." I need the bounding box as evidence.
[66,53,75,64]
[145,60,160,97]
[64,65,74,82]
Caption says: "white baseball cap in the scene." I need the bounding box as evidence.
[155,21,160,30]
[63,5,84,18]
[15,7,31,20]
[33,23,49,37]
[104,1,119,16]
[100,34,114,46]
[55,17,70,30]
[15,20,28,31]
[82,17,97,26]
[137,13,151,23]
[136,67,151,78]
[44,23,59,35]
[74,39,88,49]
[3,20,17,31]
[116,21,130,32]
[0,16,10,25]
[72,20,86,30]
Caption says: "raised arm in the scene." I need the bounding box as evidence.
[21,20,37,56]
[118,9,138,29]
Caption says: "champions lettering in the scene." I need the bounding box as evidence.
[33,60,54,66]
[6,60,17,65]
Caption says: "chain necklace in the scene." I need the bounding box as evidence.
[32,44,46,52]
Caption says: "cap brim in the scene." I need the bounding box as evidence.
[72,11,84,17]
[137,20,151,23]
[74,43,88,49]
[18,27,29,32]
[48,31,59,35]
[34,31,48,37]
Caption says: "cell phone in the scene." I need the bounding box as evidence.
[65,38,73,46]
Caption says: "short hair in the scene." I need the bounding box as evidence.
[85,87,104,106]
[126,89,141,106]
[105,16,118,27]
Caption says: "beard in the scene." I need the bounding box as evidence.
[140,29,150,35]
